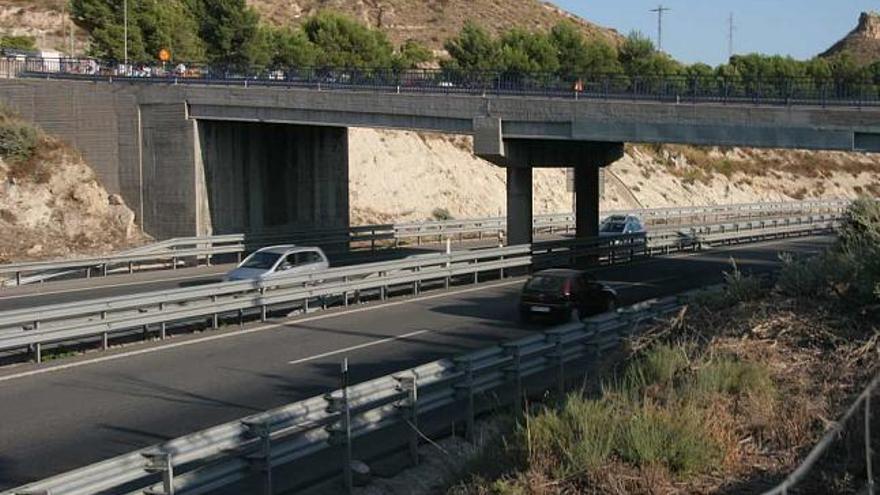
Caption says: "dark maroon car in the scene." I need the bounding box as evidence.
[519,269,617,323]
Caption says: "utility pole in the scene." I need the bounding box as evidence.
[123,0,128,70]
[728,13,736,59]
[650,4,671,52]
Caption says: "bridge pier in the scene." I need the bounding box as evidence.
[506,167,534,246]
[475,119,623,245]
[574,165,601,239]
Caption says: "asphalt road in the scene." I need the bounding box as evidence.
[0,244,479,312]
[0,235,833,489]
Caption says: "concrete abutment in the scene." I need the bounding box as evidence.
[196,121,349,236]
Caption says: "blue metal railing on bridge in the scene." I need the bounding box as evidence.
[4,55,880,106]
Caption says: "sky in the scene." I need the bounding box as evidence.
[551,1,878,66]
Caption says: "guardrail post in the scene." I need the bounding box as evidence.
[33,342,41,363]
[396,374,420,466]
[502,343,524,420]
[159,303,167,339]
[454,357,476,442]
[212,296,219,329]
[548,332,566,396]
[15,271,21,286]
[244,420,273,495]
[342,359,354,494]
[259,288,268,321]
[145,452,175,495]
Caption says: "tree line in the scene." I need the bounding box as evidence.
[69,0,880,87]
[69,0,432,70]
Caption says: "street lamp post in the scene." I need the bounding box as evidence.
[123,0,128,72]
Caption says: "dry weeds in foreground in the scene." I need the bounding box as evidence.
[450,294,879,495]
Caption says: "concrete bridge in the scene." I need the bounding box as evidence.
[1,78,878,242]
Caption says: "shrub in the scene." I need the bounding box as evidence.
[0,117,38,162]
[724,258,764,304]
[777,199,880,305]
[623,344,689,391]
[432,207,454,221]
[526,397,618,478]
[619,401,720,475]
[776,251,840,298]
[692,355,775,399]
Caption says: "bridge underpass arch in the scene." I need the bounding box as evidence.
[195,120,350,236]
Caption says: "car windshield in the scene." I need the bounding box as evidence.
[600,221,626,233]
[240,252,281,270]
[525,275,566,292]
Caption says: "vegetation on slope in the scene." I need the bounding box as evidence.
[0,108,143,262]
[446,200,880,494]
[248,0,621,52]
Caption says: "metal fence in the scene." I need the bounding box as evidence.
[0,285,687,495]
[761,373,880,495]
[0,199,849,288]
[7,56,880,106]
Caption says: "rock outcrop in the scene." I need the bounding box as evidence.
[820,11,880,64]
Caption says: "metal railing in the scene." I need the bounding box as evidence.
[8,56,880,106]
[0,213,840,363]
[761,373,880,495]
[0,200,849,288]
[0,245,533,362]
[0,286,688,495]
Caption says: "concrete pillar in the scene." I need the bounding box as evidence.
[507,167,533,246]
[575,165,601,239]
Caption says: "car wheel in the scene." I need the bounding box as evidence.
[519,310,532,323]
[606,297,617,312]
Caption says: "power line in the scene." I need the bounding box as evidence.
[728,12,736,60]
[650,4,671,52]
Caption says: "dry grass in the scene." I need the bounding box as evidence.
[637,143,880,188]
[449,284,879,495]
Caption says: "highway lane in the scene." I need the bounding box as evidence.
[0,244,486,311]
[0,236,832,488]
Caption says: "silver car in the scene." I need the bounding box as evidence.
[599,215,646,237]
[224,245,329,282]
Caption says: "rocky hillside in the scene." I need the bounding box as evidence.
[249,0,621,52]
[348,128,880,224]
[0,0,86,54]
[0,111,144,262]
[820,11,880,64]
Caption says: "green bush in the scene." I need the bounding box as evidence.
[692,354,775,399]
[777,199,880,305]
[623,344,690,391]
[619,402,719,475]
[0,118,38,162]
[722,258,765,303]
[432,207,453,221]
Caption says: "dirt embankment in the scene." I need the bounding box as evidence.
[0,115,145,263]
[348,128,880,225]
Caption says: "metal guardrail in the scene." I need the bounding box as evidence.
[0,200,849,287]
[9,56,880,107]
[0,245,533,362]
[1,284,688,495]
[0,213,839,363]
